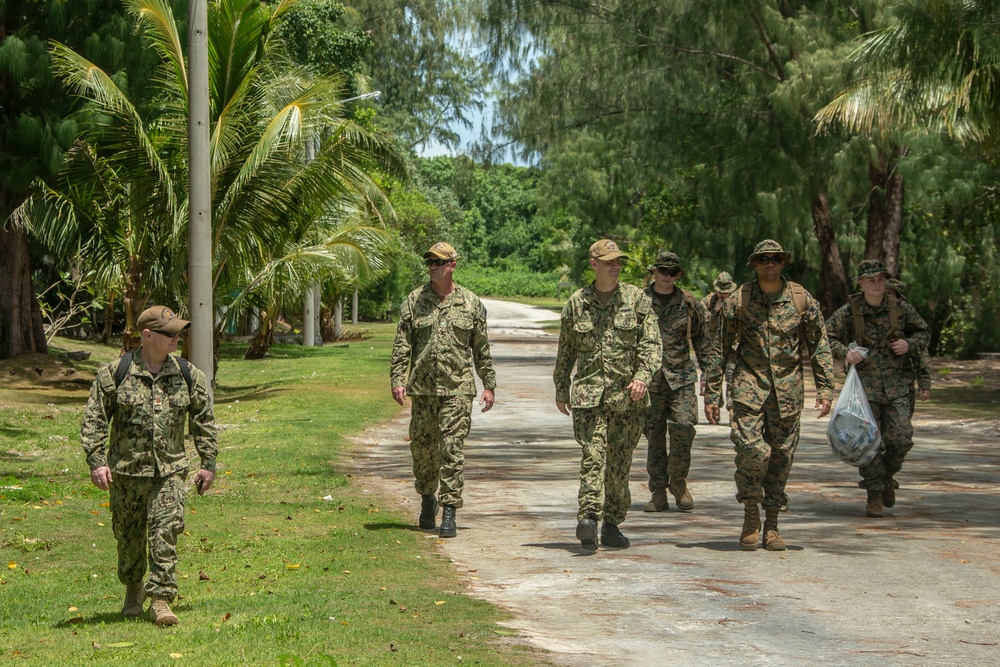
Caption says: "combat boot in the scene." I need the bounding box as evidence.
[418,494,438,529]
[669,480,694,511]
[866,489,884,518]
[576,514,598,551]
[149,597,178,626]
[740,502,760,551]
[762,508,786,551]
[600,522,630,549]
[644,489,668,512]
[439,505,457,538]
[121,582,145,617]
[882,475,896,508]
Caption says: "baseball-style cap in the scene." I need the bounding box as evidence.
[856,259,890,282]
[423,242,458,261]
[648,251,682,272]
[713,271,736,294]
[589,239,628,261]
[747,239,792,267]
[137,306,191,334]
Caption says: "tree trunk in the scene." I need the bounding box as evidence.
[101,296,115,344]
[121,257,145,352]
[866,145,906,275]
[320,305,336,342]
[244,309,275,359]
[0,226,48,359]
[811,192,850,316]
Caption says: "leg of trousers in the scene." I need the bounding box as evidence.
[730,393,801,511]
[859,396,914,491]
[409,395,473,507]
[575,406,643,524]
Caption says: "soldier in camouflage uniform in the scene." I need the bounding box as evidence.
[826,261,931,518]
[886,279,932,416]
[81,306,217,626]
[554,239,661,550]
[642,252,716,513]
[699,272,737,412]
[704,240,835,552]
[390,242,496,539]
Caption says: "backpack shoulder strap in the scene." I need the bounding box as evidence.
[175,356,193,392]
[681,289,698,342]
[887,293,899,332]
[735,283,753,348]
[788,281,808,315]
[113,350,136,388]
[849,293,865,344]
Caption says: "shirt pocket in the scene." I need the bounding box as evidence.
[451,312,474,345]
[614,311,638,346]
[573,319,596,351]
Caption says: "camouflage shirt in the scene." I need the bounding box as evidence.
[912,348,932,392]
[705,279,835,418]
[81,352,217,477]
[390,283,496,397]
[553,282,662,411]
[699,293,726,346]
[645,286,717,392]
[826,296,931,402]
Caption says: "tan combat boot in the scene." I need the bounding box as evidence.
[669,480,694,511]
[149,597,178,626]
[121,582,145,617]
[866,489,884,518]
[740,502,761,551]
[763,508,786,551]
[644,489,668,512]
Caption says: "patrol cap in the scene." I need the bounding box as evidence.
[589,239,628,261]
[648,251,682,272]
[747,239,792,267]
[713,271,736,294]
[137,306,191,334]
[423,242,458,261]
[856,259,890,282]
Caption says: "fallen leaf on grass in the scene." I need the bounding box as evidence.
[222,612,231,622]
[169,652,183,658]
[100,502,110,508]
[98,522,106,527]
[106,642,135,649]
[8,561,16,570]
[68,607,78,612]
[435,601,446,606]
[199,571,210,580]
[285,564,300,570]
[68,617,83,624]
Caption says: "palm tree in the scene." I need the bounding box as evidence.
[26,0,405,355]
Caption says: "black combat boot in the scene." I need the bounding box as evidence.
[576,514,598,551]
[600,521,631,549]
[439,505,457,538]
[882,475,896,508]
[418,494,438,529]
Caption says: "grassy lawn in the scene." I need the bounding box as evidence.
[0,327,543,667]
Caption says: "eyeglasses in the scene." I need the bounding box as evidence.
[655,267,681,277]
[152,329,180,338]
[755,254,785,265]
[425,258,453,267]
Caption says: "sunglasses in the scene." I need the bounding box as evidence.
[754,254,785,265]
[655,267,681,277]
[152,329,181,338]
[425,258,453,267]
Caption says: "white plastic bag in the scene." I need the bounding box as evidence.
[826,360,882,467]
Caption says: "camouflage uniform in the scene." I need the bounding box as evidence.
[81,353,216,601]
[554,283,661,523]
[644,285,716,497]
[705,280,835,510]
[700,271,737,410]
[826,288,930,493]
[390,283,496,507]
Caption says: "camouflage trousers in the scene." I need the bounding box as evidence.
[109,473,187,601]
[573,405,643,525]
[409,395,473,508]
[908,382,916,418]
[859,396,914,492]
[644,384,698,492]
[730,392,800,511]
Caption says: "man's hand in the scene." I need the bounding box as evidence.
[391,386,407,406]
[705,404,720,425]
[845,349,866,365]
[627,380,648,402]
[193,469,215,495]
[90,466,112,491]
[479,389,495,413]
[815,398,831,418]
[556,401,571,416]
[890,338,910,356]
[920,389,931,401]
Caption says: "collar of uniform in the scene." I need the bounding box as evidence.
[646,284,680,303]
[133,348,181,378]
[859,296,889,314]
[754,278,791,303]
[584,281,621,308]
[420,282,465,307]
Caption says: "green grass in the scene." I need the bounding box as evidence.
[1,328,543,666]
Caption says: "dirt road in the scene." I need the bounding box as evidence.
[357,299,1000,666]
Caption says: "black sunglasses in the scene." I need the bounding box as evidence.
[655,267,681,277]
[152,329,180,338]
[755,254,785,265]
[425,258,453,267]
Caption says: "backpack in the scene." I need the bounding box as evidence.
[680,288,700,345]
[849,292,899,346]
[114,350,193,392]
[733,281,809,356]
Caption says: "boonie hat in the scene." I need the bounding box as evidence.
[589,239,628,261]
[886,278,907,297]
[648,251,683,272]
[747,239,792,267]
[423,242,458,261]
[856,259,890,282]
[713,271,736,294]
[137,306,191,335]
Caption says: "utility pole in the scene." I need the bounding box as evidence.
[188,0,213,390]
